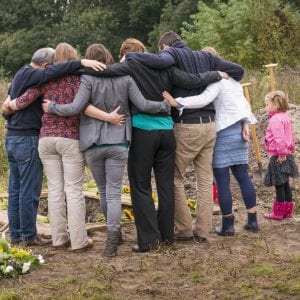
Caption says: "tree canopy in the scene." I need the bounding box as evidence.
[0,0,299,76]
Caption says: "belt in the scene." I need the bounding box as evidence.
[177,116,215,124]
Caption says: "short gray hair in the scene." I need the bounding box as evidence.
[31,47,55,65]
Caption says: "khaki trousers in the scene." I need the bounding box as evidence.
[174,122,216,239]
[38,137,88,250]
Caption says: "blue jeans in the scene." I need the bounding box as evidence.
[5,136,43,242]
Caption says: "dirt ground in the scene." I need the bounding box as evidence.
[0,107,300,299]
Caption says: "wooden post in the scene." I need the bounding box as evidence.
[264,63,278,92]
[242,82,263,175]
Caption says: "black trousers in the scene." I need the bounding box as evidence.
[128,128,176,250]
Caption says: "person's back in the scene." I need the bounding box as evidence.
[79,74,136,149]
[210,78,252,132]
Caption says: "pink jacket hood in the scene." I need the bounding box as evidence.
[264,111,295,156]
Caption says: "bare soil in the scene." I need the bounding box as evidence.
[0,106,300,300]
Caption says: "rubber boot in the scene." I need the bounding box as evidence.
[103,230,120,258]
[283,202,294,219]
[215,215,235,236]
[244,212,259,232]
[263,201,284,220]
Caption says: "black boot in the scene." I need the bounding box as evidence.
[244,212,259,233]
[103,230,120,257]
[215,215,235,236]
[118,229,123,245]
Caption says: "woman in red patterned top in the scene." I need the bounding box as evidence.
[9,43,95,252]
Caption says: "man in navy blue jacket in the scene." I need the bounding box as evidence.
[2,48,104,246]
[126,31,244,243]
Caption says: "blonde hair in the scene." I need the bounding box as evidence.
[202,46,219,56]
[265,90,289,112]
[85,44,114,64]
[53,43,78,63]
[119,38,146,59]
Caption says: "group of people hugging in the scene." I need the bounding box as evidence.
[2,31,298,257]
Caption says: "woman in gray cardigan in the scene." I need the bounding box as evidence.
[43,44,170,257]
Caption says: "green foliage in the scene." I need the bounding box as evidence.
[0,0,299,74]
[182,0,300,69]
[148,0,198,51]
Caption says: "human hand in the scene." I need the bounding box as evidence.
[1,96,14,115]
[218,71,229,79]
[162,91,178,107]
[108,106,125,125]
[277,155,287,163]
[42,99,51,112]
[81,59,106,71]
[242,123,250,142]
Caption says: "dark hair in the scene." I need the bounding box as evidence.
[84,44,114,64]
[119,38,146,58]
[158,31,182,50]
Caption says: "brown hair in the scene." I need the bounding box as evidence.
[85,44,114,64]
[202,46,219,57]
[53,43,78,63]
[119,38,146,58]
[265,90,289,112]
[158,31,181,50]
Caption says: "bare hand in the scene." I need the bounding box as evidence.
[42,99,51,112]
[162,91,178,107]
[108,106,125,125]
[1,96,14,115]
[218,71,229,79]
[277,155,287,163]
[81,59,106,71]
[242,123,250,142]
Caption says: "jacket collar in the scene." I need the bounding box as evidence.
[171,41,187,49]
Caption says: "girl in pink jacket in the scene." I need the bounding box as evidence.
[264,91,298,220]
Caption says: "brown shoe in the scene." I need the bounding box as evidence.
[53,240,71,250]
[26,236,52,246]
[72,238,93,253]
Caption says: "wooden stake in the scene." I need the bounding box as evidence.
[242,82,263,175]
[264,63,278,92]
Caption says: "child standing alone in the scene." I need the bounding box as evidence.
[264,91,298,220]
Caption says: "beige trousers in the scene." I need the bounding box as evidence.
[174,122,216,239]
[38,137,88,250]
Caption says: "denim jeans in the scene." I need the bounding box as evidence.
[5,135,43,242]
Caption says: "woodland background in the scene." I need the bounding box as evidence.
[0,0,299,76]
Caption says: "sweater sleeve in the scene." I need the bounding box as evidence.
[82,62,131,77]
[128,78,170,113]
[172,68,221,89]
[48,76,91,116]
[176,82,221,109]
[125,51,175,69]
[29,60,82,87]
[14,87,42,110]
[211,54,244,81]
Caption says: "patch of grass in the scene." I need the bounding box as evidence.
[86,279,112,292]
[151,274,166,284]
[291,256,300,264]
[248,264,276,278]
[45,276,78,289]
[190,273,205,284]
[273,280,300,295]
[0,290,20,300]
